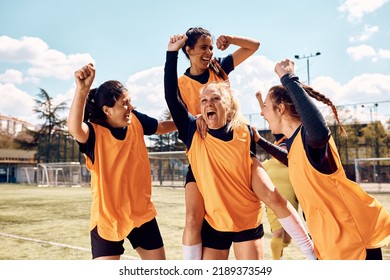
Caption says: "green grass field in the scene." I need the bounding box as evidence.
[0,183,389,260]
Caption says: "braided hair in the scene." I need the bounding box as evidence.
[302,84,347,137]
[268,84,347,137]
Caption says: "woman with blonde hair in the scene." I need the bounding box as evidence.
[164,35,316,260]
[173,27,261,260]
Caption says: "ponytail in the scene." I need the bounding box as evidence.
[209,58,228,81]
[302,84,347,137]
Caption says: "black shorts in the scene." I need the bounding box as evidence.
[366,248,382,260]
[201,219,264,250]
[90,218,164,259]
[185,165,196,185]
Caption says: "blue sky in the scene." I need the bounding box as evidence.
[1,0,389,129]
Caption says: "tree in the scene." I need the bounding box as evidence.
[13,129,38,150]
[33,88,69,162]
[386,119,390,156]
[0,133,15,149]
[34,88,68,135]
[5,92,69,159]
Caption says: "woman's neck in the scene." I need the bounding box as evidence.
[189,65,207,76]
[283,120,302,139]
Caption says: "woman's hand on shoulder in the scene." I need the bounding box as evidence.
[168,34,188,51]
[251,126,260,142]
[195,114,208,139]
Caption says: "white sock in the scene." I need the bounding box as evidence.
[278,214,317,260]
[182,243,202,260]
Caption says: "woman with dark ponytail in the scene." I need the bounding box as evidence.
[170,27,261,260]
[68,63,176,260]
[256,58,390,259]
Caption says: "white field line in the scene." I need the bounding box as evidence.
[0,232,138,260]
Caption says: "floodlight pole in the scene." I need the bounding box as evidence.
[361,103,379,182]
[294,52,321,85]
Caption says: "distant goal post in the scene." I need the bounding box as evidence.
[148,151,188,187]
[21,151,189,188]
[354,157,390,193]
[35,162,90,187]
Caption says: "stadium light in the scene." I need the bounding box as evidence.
[294,52,321,85]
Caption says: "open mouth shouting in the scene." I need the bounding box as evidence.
[206,110,217,121]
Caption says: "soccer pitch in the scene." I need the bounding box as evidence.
[0,184,389,260]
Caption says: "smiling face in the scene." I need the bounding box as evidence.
[103,90,134,128]
[200,83,228,129]
[187,36,213,75]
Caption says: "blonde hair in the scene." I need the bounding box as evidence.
[201,81,248,131]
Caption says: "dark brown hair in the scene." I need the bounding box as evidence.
[268,84,347,137]
[83,80,126,124]
[182,27,228,80]
[181,27,212,59]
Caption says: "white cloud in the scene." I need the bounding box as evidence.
[0,36,46,62]
[311,76,345,104]
[0,81,76,125]
[344,73,390,97]
[228,55,279,127]
[230,55,277,94]
[338,0,389,22]
[347,44,390,61]
[125,66,168,119]
[0,83,36,121]
[313,73,390,105]
[378,48,390,59]
[312,73,390,124]
[349,25,379,42]
[0,36,95,80]
[27,52,95,80]
[0,69,24,84]
[342,74,390,123]
[347,44,377,60]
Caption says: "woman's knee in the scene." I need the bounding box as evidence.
[185,210,204,229]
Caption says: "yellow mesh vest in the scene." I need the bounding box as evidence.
[263,158,298,232]
[262,158,298,210]
[288,128,390,259]
[85,116,156,241]
[187,126,262,232]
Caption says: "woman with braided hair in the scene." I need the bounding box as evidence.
[256,58,390,260]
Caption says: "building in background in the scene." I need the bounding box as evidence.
[0,149,36,183]
[0,115,36,136]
